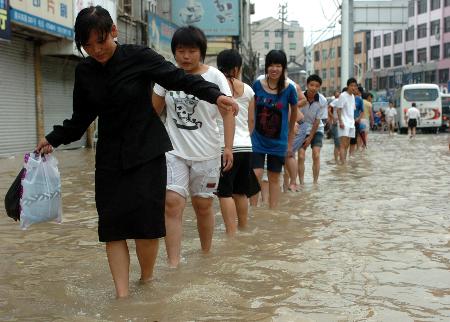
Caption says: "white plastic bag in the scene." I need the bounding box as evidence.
[20,152,62,229]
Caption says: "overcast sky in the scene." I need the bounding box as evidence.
[251,0,343,46]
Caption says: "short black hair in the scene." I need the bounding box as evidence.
[342,87,348,93]
[358,86,364,94]
[347,78,358,86]
[217,49,242,76]
[74,6,113,56]
[307,74,322,85]
[264,50,287,95]
[362,92,373,100]
[171,26,207,61]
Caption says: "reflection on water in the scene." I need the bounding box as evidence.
[1,133,450,321]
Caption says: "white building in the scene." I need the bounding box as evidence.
[251,17,305,74]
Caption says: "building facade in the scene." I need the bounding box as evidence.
[313,31,368,96]
[366,0,450,93]
[0,0,255,156]
[251,17,305,77]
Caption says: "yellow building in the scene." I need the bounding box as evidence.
[313,32,368,96]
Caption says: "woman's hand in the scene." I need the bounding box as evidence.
[222,147,233,172]
[35,138,54,154]
[217,95,239,116]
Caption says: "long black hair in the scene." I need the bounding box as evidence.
[74,6,113,56]
[265,50,287,96]
[217,49,242,96]
[171,26,207,61]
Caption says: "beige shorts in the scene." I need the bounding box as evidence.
[166,153,221,199]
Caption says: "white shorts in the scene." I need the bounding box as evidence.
[166,153,221,199]
[338,126,356,138]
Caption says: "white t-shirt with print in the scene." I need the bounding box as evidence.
[336,91,355,129]
[385,107,397,119]
[218,83,254,151]
[406,107,420,119]
[153,66,232,161]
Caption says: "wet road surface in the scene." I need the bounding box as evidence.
[0,132,449,321]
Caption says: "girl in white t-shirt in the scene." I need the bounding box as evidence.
[215,49,261,237]
[152,26,235,268]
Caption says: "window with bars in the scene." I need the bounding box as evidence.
[119,0,132,15]
[374,57,381,69]
[431,0,440,11]
[383,55,391,68]
[444,42,450,58]
[406,50,414,64]
[417,23,427,38]
[314,51,320,61]
[430,45,440,60]
[354,42,362,54]
[374,36,381,48]
[417,47,427,62]
[417,0,427,14]
[445,17,450,33]
[383,33,391,46]
[394,53,402,66]
[394,30,403,44]
[430,20,440,36]
[406,26,414,41]
[439,69,449,83]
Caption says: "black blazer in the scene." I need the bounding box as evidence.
[46,44,223,170]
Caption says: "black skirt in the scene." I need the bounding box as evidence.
[95,154,166,242]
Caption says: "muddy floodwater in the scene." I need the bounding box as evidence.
[0,133,449,321]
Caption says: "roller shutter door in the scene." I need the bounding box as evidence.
[41,56,86,149]
[0,36,37,157]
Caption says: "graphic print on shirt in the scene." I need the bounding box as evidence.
[169,91,202,130]
[255,96,282,139]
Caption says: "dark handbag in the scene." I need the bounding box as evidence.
[4,168,25,221]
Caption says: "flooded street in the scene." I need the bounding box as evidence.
[0,132,449,321]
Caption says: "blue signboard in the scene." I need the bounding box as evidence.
[171,0,239,36]
[148,13,179,61]
[0,0,11,41]
[10,8,72,39]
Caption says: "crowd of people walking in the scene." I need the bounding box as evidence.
[34,6,425,298]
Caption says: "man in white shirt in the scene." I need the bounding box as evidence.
[385,101,398,136]
[328,90,341,162]
[406,102,421,138]
[336,78,358,164]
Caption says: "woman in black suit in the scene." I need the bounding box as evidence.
[36,6,236,298]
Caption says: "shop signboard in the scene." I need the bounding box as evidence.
[0,0,11,41]
[148,12,178,61]
[171,0,239,36]
[10,0,73,39]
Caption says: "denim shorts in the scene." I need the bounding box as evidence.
[301,131,324,149]
[331,124,340,147]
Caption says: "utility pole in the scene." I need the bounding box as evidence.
[341,0,354,85]
[279,3,287,52]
